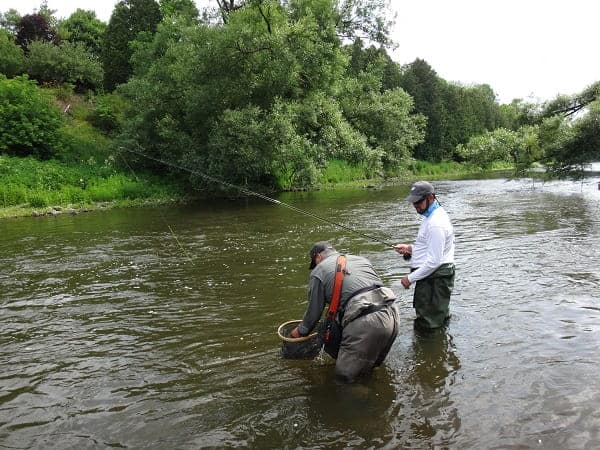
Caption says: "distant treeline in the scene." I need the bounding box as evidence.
[1,0,598,193]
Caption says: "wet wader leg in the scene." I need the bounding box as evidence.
[334,308,398,382]
[413,269,455,329]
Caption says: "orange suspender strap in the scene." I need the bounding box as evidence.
[325,255,346,321]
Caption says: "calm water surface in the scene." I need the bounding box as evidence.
[1,177,599,449]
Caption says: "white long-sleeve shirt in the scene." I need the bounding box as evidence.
[408,205,455,283]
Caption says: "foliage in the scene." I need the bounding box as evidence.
[58,9,107,57]
[319,159,371,184]
[116,1,427,192]
[0,29,24,77]
[511,125,543,178]
[345,38,402,91]
[87,93,128,135]
[58,119,112,165]
[0,75,63,159]
[339,79,425,172]
[511,82,600,179]
[16,13,58,49]
[208,0,396,46]
[0,9,22,34]
[333,0,395,46]
[24,40,103,90]
[397,58,507,161]
[101,0,162,91]
[406,159,471,178]
[160,0,199,22]
[541,81,600,118]
[541,102,600,178]
[499,99,542,130]
[455,128,521,169]
[0,154,181,209]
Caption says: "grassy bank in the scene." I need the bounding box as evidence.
[316,158,510,190]
[0,155,185,219]
[0,154,513,219]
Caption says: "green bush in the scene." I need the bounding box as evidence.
[0,75,64,158]
[24,41,103,91]
[58,120,112,164]
[0,184,27,207]
[0,29,24,77]
[27,193,49,208]
[87,93,127,134]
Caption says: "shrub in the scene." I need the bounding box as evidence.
[0,75,64,159]
[0,29,24,77]
[24,40,103,91]
[27,193,48,208]
[87,93,127,134]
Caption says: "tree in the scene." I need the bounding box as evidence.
[207,0,396,46]
[15,13,58,50]
[455,128,519,169]
[540,84,600,178]
[160,0,199,22]
[542,81,600,118]
[24,40,103,90]
[117,0,424,190]
[0,29,24,77]
[0,9,22,35]
[334,0,395,46]
[0,74,64,159]
[58,9,107,57]
[398,58,444,160]
[101,0,162,91]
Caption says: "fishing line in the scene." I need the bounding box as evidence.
[120,146,396,248]
[119,152,196,264]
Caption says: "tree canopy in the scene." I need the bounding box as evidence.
[0,0,597,189]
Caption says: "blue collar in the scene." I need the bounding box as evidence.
[421,200,439,218]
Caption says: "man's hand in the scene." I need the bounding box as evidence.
[290,327,301,338]
[394,244,411,256]
[401,275,411,289]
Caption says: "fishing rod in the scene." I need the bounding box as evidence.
[120,147,396,248]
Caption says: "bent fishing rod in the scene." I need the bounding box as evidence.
[120,147,397,249]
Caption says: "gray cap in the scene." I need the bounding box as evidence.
[309,241,333,270]
[406,181,434,203]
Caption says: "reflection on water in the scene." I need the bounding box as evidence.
[1,177,599,448]
[405,326,461,445]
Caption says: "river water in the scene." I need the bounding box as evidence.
[1,177,599,449]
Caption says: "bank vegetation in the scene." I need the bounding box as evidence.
[1,0,598,218]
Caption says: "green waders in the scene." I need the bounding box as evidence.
[413,263,455,329]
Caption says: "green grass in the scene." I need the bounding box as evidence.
[319,159,372,185]
[0,155,183,217]
[406,160,468,178]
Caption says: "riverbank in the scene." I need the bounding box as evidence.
[0,154,510,220]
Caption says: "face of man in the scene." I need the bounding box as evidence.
[412,194,432,214]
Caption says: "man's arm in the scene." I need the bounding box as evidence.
[406,226,446,284]
[291,276,326,337]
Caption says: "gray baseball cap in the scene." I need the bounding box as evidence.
[406,181,434,203]
[309,241,333,269]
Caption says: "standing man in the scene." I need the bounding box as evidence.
[395,181,455,329]
[290,242,399,383]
